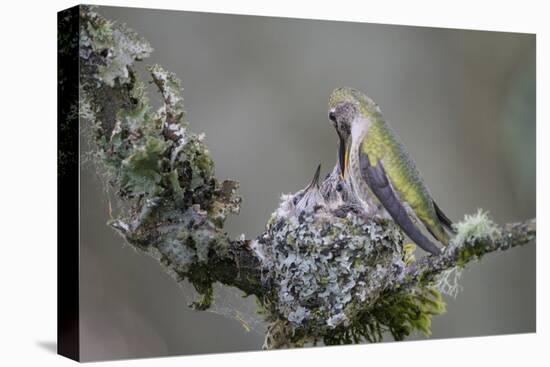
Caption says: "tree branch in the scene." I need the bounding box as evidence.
[397,217,536,290]
[73,6,536,349]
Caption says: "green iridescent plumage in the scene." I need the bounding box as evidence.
[328,87,453,253]
[362,117,449,244]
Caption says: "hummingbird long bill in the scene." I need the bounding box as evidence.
[328,87,455,255]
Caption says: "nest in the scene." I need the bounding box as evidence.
[250,167,444,348]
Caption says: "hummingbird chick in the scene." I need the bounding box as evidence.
[328,87,455,255]
[293,164,326,214]
[319,163,366,217]
[320,163,351,205]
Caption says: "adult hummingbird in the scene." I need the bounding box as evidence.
[328,87,454,255]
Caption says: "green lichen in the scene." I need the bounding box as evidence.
[451,209,500,266]
[120,137,168,195]
[374,287,445,339]
[79,6,242,310]
[189,275,214,310]
[81,9,152,86]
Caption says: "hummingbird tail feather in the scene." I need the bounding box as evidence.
[360,154,441,256]
[433,201,456,234]
[424,222,451,247]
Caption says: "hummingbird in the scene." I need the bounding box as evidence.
[328,87,454,255]
[293,164,325,214]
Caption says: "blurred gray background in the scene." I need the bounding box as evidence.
[79,5,536,361]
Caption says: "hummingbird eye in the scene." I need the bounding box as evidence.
[328,110,336,123]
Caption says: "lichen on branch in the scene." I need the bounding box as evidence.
[74,5,536,349]
[79,6,251,309]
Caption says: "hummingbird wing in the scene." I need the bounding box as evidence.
[361,119,453,245]
[359,152,441,256]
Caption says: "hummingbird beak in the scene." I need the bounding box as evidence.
[305,164,322,191]
[329,108,347,179]
[337,131,348,179]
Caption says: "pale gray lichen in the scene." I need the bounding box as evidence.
[79,6,244,311]
[254,167,405,334]
[451,209,500,247]
[434,267,463,298]
[79,8,152,86]
[74,5,535,350]
[447,209,501,266]
[150,64,187,127]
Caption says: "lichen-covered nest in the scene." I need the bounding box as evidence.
[252,171,445,348]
